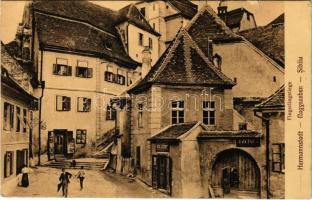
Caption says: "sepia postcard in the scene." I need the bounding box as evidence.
[0,0,311,199]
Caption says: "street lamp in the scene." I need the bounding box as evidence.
[37,80,45,166]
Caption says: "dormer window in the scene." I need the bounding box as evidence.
[140,7,146,17]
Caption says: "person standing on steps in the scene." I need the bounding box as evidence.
[59,168,72,197]
[76,166,85,190]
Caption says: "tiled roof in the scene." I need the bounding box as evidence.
[35,13,138,68]
[197,130,262,139]
[149,122,198,141]
[255,85,285,109]
[31,1,160,67]
[268,13,284,26]
[137,0,197,19]
[128,29,235,93]
[186,5,243,57]
[240,23,284,67]
[116,4,160,36]
[168,0,198,19]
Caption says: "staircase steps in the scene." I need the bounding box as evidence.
[44,160,108,170]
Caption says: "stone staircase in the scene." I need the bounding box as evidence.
[44,158,109,170]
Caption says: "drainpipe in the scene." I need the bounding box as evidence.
[254,110,270,199]
[38,49,45,166]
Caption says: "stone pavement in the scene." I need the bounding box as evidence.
[8,167,168,198]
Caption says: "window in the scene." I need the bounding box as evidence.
[23,109,27,133]
[136,146,141,168]
[171,101,184,124]
[207,38,213,59]
[139,33,144,46]
[77,97,91,112]
[127,72,133,86]
[138,103,143,127]
[273,76,277,82]
[4,151,13,178]
[152,23,156,30]
[76,129,87,144]
[16,107,21,132]
[3,102,14,131]
[106,105,116,120]
[53,58,72,76]
[239,122,247,130]
[149,38,153,50]
[56,96,71,111]
[140,7,146,17]
[76,61,92,78]
[203,101,215,125]
[117,69,126,85]
[234,77,237,83]
[104,65,114,82]
[272,143,285,173]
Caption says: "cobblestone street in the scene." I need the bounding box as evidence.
[9,167,167,198]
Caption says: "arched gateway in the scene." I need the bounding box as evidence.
[211,149,260,198]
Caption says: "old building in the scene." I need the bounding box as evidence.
[1,43,37,195]
[126,29,270,198]
[8,0,160,159]
[135,0,198,55]
[217,1,257,32]
[255,85,285,198]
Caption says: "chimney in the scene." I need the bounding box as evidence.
[141,46,152,78]
[217,0,228,22]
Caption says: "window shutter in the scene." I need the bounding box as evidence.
[56,96,63,111]
[75,67,79,77]
[87,68,93,78]
[10,105,14,129]
[78,97,84,112]
[4,153,7,178]
[53,64,58,75]
[68,66,72,76]
[67,97,71,110]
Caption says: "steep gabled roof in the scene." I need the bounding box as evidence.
[268,13,284,26]
[35,13,138,68]
[255,85,285,110]
[240,23,284,67]
[116,4,160,36]
[186,5,243,57]
[128,29,235,93]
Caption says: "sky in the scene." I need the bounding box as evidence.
[0,0,284,44]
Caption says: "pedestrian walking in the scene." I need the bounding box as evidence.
[76,166,85,190]
[21,165,32,187]
[58,168,72,197]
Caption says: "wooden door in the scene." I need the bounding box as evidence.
[16,150,25,174]
[55,134,64,154]
[212,149,260,192]
[152,155,172,194]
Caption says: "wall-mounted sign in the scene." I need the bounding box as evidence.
[156,143,169,152]
[236,138,260,147]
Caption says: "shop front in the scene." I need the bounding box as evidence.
[48,129,75,160]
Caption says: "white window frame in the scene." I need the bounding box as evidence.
[203,101,216,126]
[56,96,71,111]
[171,100,184,124]
[77,97,91,112]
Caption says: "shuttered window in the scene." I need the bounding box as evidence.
[138,103,143,127]
[77,97,91,112]
[104,65,114,82]
[56,96,71,111]
[76,61,92,78]
[16,107,21,132]
[23,109,27,133]
[117,69,126,85]
[53,58,72,76]
[127,72,133,86]
[106,105,116,120]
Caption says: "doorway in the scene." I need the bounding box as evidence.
[152,155,171,194]
[54,130,68,155]
[211,149,260,197]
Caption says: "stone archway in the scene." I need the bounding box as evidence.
[211,148,260,198]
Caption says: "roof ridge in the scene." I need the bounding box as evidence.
[185,4,239,38]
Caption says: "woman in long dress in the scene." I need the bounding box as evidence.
[21,165,30,187]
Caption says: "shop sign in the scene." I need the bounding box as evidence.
[236,138,260,147]
[156,143,169,152]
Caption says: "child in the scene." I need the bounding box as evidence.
[76,166,85,190]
